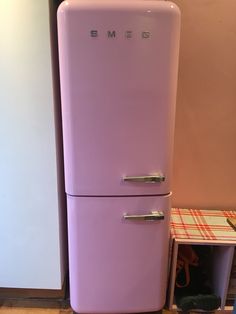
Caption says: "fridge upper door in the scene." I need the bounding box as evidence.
[67,194,171,313]
[58,0,180,196]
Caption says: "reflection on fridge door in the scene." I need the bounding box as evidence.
[57,0,180,313]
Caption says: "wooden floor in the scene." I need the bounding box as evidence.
[0,309,176,314]
[0,308,173,314]
[0,310,172,314]
[0,308,73,314]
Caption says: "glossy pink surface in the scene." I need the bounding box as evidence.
[58,0,180,196]
[67,194,171,313]
[58,1,180,312]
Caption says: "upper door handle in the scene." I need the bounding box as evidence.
[123,174,165,183]
[123,211,164,221]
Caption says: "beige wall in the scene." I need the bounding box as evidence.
[172,0,236,209]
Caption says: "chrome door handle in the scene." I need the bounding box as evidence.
[123,211,164,221]
[123,174,165,183]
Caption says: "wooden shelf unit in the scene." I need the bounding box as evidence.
[167,208,236,312]
[168,239,235,311]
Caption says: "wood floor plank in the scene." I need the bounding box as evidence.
[0,308,73,314]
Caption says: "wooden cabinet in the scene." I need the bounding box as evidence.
[167,209,236,312]
[227,248,236,302]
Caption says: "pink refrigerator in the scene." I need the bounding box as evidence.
[57,0,180,313]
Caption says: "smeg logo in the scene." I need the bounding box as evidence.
[90,30,151,39]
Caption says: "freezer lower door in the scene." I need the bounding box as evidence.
[67,194,171,313]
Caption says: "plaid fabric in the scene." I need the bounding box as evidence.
[171,208,236,242]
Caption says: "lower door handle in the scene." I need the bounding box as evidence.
[123,174,165,183]
[123,211,164,221]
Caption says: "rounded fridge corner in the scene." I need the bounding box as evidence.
[57,1,71,17]
[167,1,181,16]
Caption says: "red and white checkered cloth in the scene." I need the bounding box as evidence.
[171,208,236,242]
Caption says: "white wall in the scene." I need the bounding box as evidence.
[0,0,66,289]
